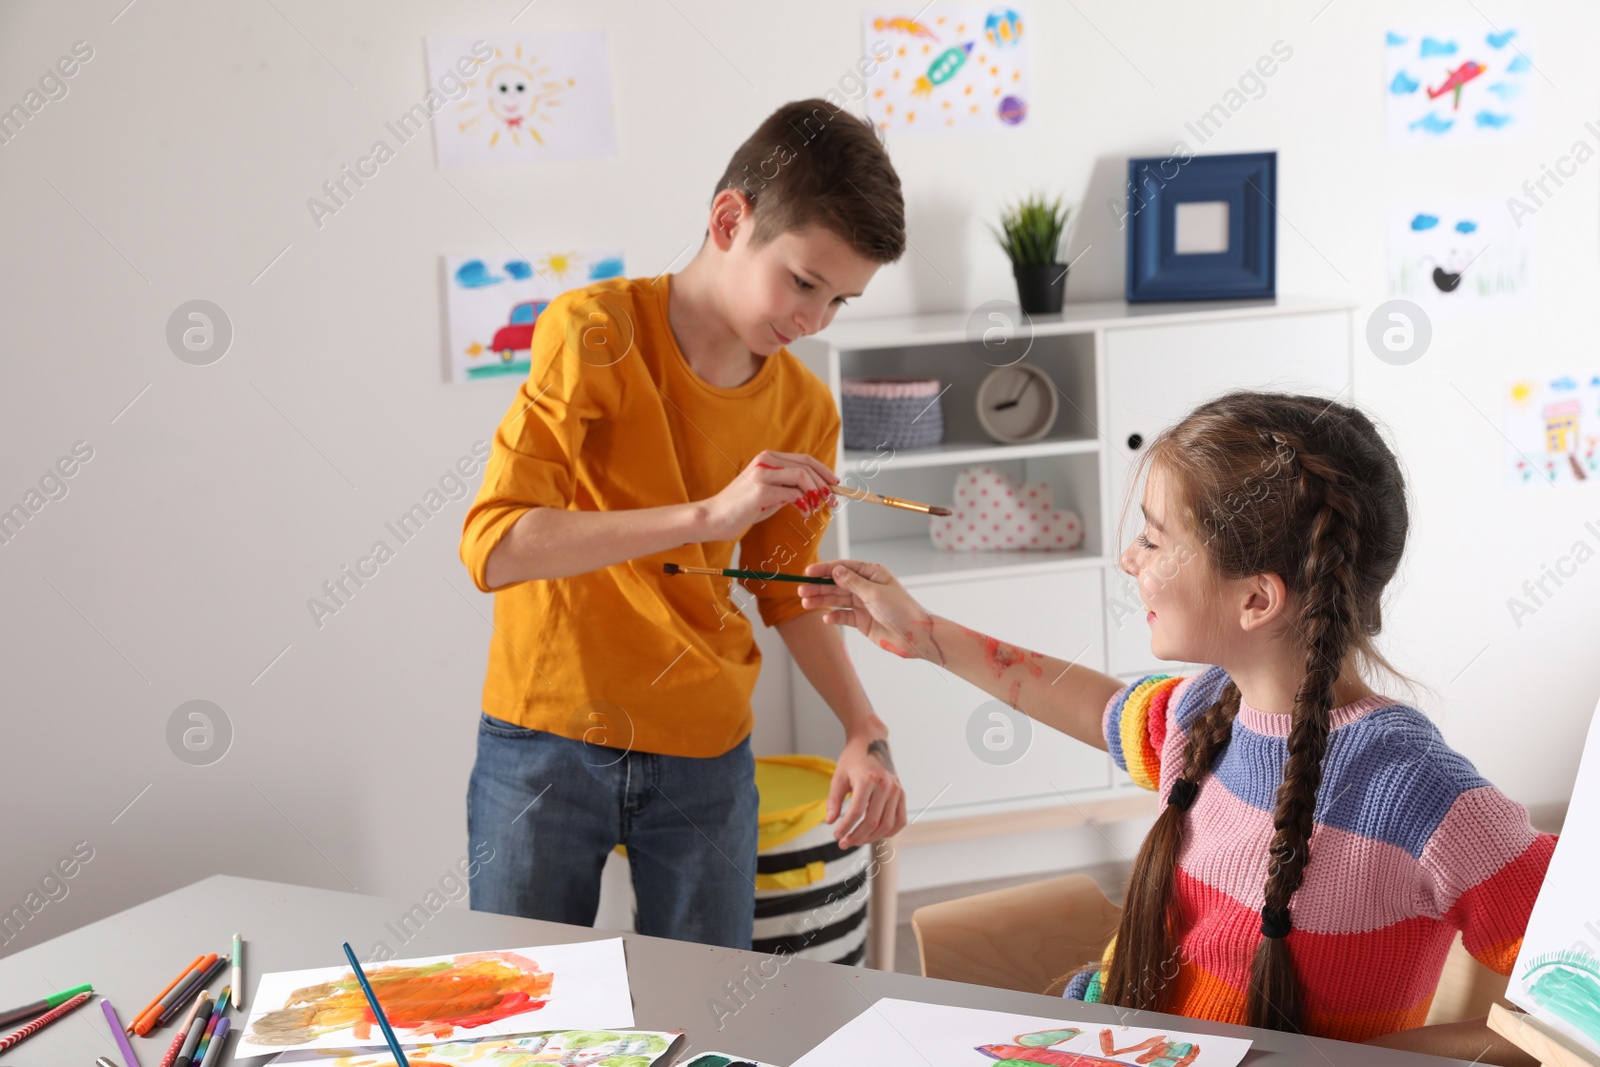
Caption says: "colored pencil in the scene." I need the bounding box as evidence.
[156,956,226,1027]
[157,992,207,1067]
[832,482,952,516]
[342,941,410,1067]
[231,933,243,1009]
[0,989,91,1053]
[100,996,143,1067]
[171,994,212,1067]
[0,982,92,1029]
[663,562,835,585]
[128,954,205,1034]
[195,1016,229,1067]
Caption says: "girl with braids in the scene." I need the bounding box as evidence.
[798,391,1554,1064]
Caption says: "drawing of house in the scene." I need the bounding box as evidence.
[1545,400,1580,453]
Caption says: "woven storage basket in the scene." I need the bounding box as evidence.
[841,377,944,451]
[751,756,870,966]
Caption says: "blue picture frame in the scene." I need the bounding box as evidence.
[1125,150,1276,302]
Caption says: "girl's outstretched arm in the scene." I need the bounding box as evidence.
[800,559,1122,752]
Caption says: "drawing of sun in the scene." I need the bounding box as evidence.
[456,43,574,148]
[538,250,581,280]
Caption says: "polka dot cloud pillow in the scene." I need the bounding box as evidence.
[930,466,1084,552]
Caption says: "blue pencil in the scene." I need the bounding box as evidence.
[340,942,409,1067]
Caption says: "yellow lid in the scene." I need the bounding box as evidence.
[756,755,836,851]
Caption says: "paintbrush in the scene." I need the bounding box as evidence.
[831,483,951,516]
[663,563,834,585]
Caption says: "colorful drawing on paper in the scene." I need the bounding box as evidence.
[1519,952,1600,1046]
[265,1030,680,1067]
[976,1026,1204,1065]
[1503,373,1600,486]
[1386,199,1530,318]
[863,7,1032,134]
[444,250,624,383]
[426,32,617,169]
[235,940,634,1058]
[788,999,1251,1066]
[1509,699,1600,1058]
[1385,26,1533,145]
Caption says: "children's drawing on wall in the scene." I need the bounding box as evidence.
[1504,374,1600,486]
[444,250,624,383]
[1508,697,1600,1058]
[235,940,634,1057]
[264,1029,681,1067]
[426,32,617,168]
[862,7,1031,134]
[789,999,1252,1066]
[1385,27,1534,145]
[1387,200,1530,318]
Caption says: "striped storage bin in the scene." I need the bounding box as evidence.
[752,756,871,966]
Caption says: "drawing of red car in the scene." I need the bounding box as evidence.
[490,300,551,362]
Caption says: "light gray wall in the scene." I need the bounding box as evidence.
[2,0,1596,957]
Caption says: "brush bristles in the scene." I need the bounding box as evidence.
[662,563,681,574]
[930,506,953,516]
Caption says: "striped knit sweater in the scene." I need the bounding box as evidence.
[1062,667,1556,1043]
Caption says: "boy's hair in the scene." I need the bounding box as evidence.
[712,98,905,264]
[1090,392,1410,1033]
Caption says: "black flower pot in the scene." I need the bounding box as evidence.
[1012,262,1068,314]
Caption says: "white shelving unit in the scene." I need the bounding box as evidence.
[783,296,1356,968]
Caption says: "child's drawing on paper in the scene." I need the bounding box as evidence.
[426,32,618,168]
[788,999,1250,1066]
[236,939,634,1058]
[1387,200,1530,318]
[263,1029,680,1067]
[246,951,553,1048]
[1385,27,1533,145]
[863,7,1031,134]
[445,250,624,383]
[975,1027,1199,1065]
[1518,951,1600,1046]
[1505,374,1600,486]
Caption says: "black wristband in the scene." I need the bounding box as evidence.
[1167,777,1199,811]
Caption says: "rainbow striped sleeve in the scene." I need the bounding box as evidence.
[1104,675,1184,791]
[1422,786,1559,976]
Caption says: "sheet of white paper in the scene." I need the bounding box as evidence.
[264,1029,679,1066]
[1507,699,1600,1056]
[235,938,634,1058]
[1384,27,1534,146]
[426,31,618,169]
[443,249,624,384]
[863,7,1031,135]
[1386,199,1531,319]
[1502,373,1600,487]
[790,997,1252,1067]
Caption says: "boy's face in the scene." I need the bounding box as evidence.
[714,194,881,355]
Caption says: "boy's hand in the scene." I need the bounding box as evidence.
[828,732,906,849]
[700,450,838,541]
[800,560,936,662]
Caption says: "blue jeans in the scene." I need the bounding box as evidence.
[466,712,759,949]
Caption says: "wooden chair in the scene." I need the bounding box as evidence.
[910,873,1514,1025]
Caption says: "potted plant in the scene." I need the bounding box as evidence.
[993,193,1071,314]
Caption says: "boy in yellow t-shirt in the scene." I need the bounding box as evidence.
[459,98,908,951]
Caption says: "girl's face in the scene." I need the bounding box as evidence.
[1120,465,1231,664]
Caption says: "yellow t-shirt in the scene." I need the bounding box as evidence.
[459,274,839,758]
